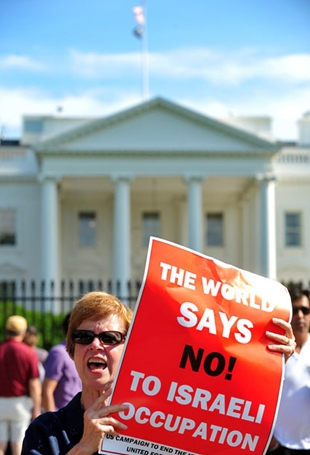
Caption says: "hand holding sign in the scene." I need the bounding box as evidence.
[265,317,295,361]
[101,237,293,455]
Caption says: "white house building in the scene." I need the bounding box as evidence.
[1,97,309,307]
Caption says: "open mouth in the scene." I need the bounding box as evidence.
[87,358,107,371]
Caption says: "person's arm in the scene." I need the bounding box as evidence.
[42,377,58,412]
[28,377,42,419]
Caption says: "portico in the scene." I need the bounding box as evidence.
[35,98,279,298]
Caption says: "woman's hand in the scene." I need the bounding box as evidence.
[71,388,128,455]
[266,317,296,362]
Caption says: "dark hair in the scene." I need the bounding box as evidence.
[288,285,310,304]
[62,313,71,335]
[26,325,38,336]
[24,325,39,347]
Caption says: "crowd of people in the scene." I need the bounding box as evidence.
[0,312,82,455]
[0,284,308,455]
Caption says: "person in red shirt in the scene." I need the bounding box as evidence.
[0,315,41,455]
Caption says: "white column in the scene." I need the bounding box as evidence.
[240,194,251,272]
[185,175,204,252]
[113,175,132,302]
[257,174,277,279]
[40,176,59,310]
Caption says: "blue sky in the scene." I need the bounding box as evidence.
[1,0,309,140]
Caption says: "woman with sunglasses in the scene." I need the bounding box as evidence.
[21,290,295,455]
[21,291,132,455]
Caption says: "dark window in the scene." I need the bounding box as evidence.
[24,119,43,133]
[79,212,97,247]
[285,212,301,247]
[0,209,16,246]
[142,212,160,247]
[206,212,224,247]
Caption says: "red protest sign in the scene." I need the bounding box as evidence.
[101,237,291,455]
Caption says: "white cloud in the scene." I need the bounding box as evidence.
[0,55,46,71]
[0,87,142,138]
[259,54,310,83]
[149,49,310,85]
[1,84,304,141]
[67,47,310,85]
[2,47,309,87]
[69,49,141,78]
[179,85,310,141]
[58,90,141,117]
[1,46,309,141]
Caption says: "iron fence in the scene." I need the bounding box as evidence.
[1,278,308,349]
[0,280,141,349]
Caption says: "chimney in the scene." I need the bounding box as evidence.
[298,111,310,146]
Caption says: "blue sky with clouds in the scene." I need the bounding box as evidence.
[1,0,310,140]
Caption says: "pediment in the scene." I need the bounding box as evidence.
[35,97,279,157]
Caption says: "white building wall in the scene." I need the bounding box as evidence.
[276,181,310,284]
[0,180,41,280]
[131,188,188,282]
[1,170,310,287]
[61,190,114,283]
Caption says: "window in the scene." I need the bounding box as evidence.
[0,209,16,246]
[285,212,301,247]
[78,212,97,247]
[206,212,224,247]
[142,212,160,247]
[24,119,43,133]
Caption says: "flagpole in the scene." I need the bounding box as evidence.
[141,1,149,100]
[133,2,149,101]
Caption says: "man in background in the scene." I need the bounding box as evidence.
[0,316,41,455]
[23,325,48,383]
[269,286,310,454]
[42,312,81,411]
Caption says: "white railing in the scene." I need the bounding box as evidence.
[0,149,27,160]
[1,145,310,165]
[276,149,310,164]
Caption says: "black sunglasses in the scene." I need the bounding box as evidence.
[72,330,126,346]
[293,306,310,316]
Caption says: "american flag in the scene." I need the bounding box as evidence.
[133,6,145,25]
